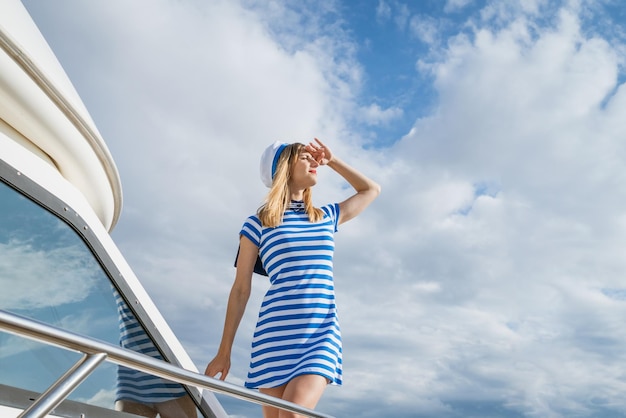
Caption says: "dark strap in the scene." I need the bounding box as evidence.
[234,245,268,276]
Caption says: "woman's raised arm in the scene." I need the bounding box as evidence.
[306,138,381,225]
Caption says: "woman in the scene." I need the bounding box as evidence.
[205,138,380,417]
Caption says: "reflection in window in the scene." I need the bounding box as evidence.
[0,179,198,417]
[114,289,197,417]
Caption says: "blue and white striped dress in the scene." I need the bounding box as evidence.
[240,202,343,388]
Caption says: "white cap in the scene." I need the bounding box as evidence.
[260,141,288,187]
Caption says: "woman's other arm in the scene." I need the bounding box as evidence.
[204,235,256,380]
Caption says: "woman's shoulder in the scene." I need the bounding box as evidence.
[320,202,340,215]
[242,213,261,226]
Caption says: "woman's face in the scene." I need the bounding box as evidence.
[289,150,319,189]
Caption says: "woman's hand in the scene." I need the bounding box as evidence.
[306,138,334,166]
[204,353,231,381]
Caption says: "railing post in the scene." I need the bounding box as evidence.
[18,352,107,418]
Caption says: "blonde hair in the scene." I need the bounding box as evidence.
[258,143,325,227]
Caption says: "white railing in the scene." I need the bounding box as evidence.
[0,310,335,418]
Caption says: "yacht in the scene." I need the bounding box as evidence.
[0,2,332,417]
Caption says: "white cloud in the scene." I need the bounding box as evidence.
[393,3,411,31]
[444,0,474,14]
[359,103,403,125]
[375,0,411,31]
[0,241,100,309]
[376,0,392,23]
[409,14,441,45]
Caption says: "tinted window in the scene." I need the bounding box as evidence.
[0,178,199,417]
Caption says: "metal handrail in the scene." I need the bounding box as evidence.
[0,310,335,418]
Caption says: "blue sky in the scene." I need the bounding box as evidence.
[21,0,626,417]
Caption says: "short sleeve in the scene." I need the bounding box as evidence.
[240,215,262,247]
[235,215,267,276]
[321,203,340,233]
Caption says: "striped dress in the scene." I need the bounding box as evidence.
[240,202,343,389]
[113,289,188,403]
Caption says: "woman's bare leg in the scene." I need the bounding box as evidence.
[259,374,328,418]
[260,384,287,418]
[280,374,328,417]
